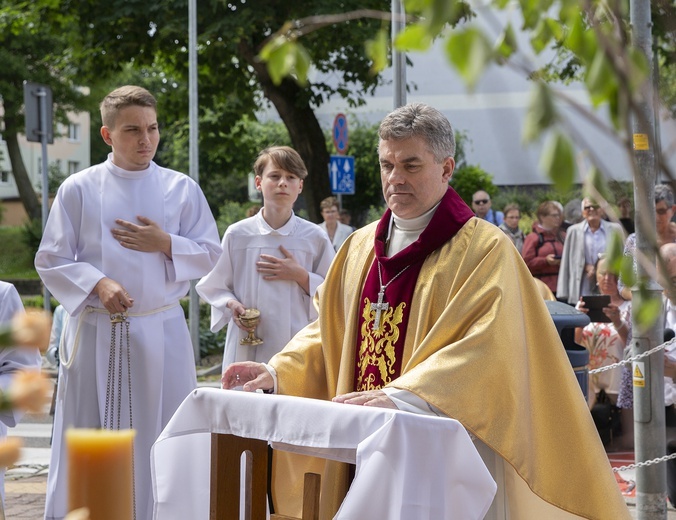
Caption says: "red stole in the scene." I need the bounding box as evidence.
[354,187,474,391]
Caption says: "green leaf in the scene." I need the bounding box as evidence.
[627,47,650,94]
[530,18,563,54]
[605,230,625,272]
[495,23,518,60]
[635,297,662,332]
[619,256,636,288]
[522,82,557,143]
[563,12,596,65]
[445,27,492,91]
[586,166,611,204]
[585,49,617,106]
[395,25,433,52]
[367,29,390,74]
[403,0,429,13]
[259,36,310,86]
[428,0,461,34]
[293,44,311,86]
[539,132,575,192]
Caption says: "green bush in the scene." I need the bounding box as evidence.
[450,165,497,206]
[0,227,38,279]
[21,218,43,258]
[180,299,226,359]
[21,295,59,311]
[215,201,251,236]
[366,205,386,225]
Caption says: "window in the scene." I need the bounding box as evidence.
[68,123,80,141]
[68,161,80,175]
[0,170,9,183]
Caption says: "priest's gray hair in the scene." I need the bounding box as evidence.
[100,85,157,128]
[378,103,455,163]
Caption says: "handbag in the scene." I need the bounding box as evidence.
[590,389,622,446]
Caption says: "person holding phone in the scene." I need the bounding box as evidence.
[521,201,566,297]
[574,256,631,407]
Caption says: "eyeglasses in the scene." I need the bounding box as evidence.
[657,208,671,215]
[473,199,489,205]
[583,205,600,211]
[546,213,561,218]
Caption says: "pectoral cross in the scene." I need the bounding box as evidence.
[370,287,389,331]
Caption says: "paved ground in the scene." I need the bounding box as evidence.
[5,472,676,519]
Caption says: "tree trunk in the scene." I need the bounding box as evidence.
[239,42,332,223]
[3,98,41,222]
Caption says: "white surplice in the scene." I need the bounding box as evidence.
[0,282,42,503]
[196,211,334,368]
[35,156,222,520]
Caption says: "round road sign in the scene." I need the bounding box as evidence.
[333,113,349,155]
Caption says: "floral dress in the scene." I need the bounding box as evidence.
[579,300,631,404]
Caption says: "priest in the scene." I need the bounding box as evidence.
[224,103,630,520]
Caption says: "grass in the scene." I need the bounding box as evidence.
[0,226,39,279]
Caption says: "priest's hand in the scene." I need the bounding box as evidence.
[257,246,310,294]
[112,216,172,258]
[332,389,397,409]
[94,277,134,314]
[222,362,273,392]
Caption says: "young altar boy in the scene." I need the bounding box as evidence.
[197,146,335,370]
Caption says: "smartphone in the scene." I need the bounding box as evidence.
[553,255,562,260]
[581,295,611,323]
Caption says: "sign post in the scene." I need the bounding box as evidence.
[329,156,355,195]
[23,81,54,311]
[331,114,354,204]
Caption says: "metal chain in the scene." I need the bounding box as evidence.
[589,336,676,375]
[613,451,676,472]
[583,337,676,473]
[105,312,136,520]
[126,319,136,520]
[104,315,120,430]
[116,319,124,430]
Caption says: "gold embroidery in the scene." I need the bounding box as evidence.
[357,297,406,390]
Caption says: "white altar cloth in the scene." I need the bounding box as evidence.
[151,388,496,520]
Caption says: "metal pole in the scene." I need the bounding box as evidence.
[38,88,51,312]
[629,0,665,517]
[188,0,201,363]
[391,0,406,109]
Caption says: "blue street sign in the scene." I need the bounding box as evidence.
[329,155,355,195]
[332,113,349,155]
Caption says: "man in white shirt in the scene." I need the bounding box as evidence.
[557,198,624,304]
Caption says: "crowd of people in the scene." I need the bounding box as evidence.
[10,85,673,518]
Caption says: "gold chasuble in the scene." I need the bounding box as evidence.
[355,188,473,390]
[269,187,630,520]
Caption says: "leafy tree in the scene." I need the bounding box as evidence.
[0,1,90,221]
[45,0,392,222]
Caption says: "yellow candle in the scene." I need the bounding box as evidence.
[66,428,135,520]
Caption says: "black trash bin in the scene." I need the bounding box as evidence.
[545,300,591,397]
